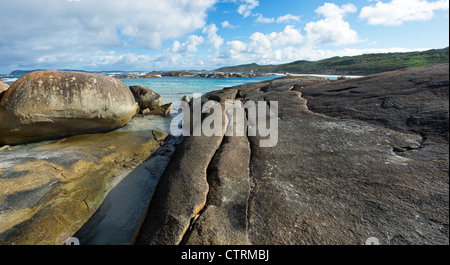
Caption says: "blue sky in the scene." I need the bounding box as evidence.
[0,0,448,73]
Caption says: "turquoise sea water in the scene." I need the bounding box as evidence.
[119,75,283,105]
[1,74,348,105]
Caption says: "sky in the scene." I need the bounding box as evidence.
[0,0,448,73]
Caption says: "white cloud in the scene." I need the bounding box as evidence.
[268,25,305,47]
[360,0,449,26]
[224,25,304,61]
[202,24,224,52]
[254,13,301,24]
[276,14,301,24]
[221,21,236,29]
[224,40,248,59]
[315,3,357,19]
[171,35,205,53]
[0,0,217,71]
[254,13,275,23]
[237,0,260,17]
[305,3,360,46]
[222,43,428,67]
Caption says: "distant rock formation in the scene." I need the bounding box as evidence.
[0,71,138,146]
[161,71,195,77]
[113,74,160,79]
[9,69,45,76]
[198,72,261,78]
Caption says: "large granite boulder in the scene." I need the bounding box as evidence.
[0,71,139,146]
[0,129,167,245]
[129,85,162,112]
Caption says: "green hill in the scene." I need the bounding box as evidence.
[215,47,449,75]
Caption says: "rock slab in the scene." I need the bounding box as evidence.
[135,64,448,245]
[0,129,166,245]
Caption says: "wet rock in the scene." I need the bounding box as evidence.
[152,129,169,141]
[146,103,173,117]
[142,108,151,115]
[181,95,191,103]
[0,129,167,245]
[0,71,138,146]
[0,145,11,152]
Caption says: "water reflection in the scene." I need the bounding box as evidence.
[74,135,181,245]
[73,114,181,245]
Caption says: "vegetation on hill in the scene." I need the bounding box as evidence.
[215,47,449,75]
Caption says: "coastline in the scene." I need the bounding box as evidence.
[0,64,448,245]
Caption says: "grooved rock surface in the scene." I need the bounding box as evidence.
[0,71,138,145]
[135,134,225,245]
[135,92,232,245]
[136,64,448,245]
[185,103,252,245]
[0,129,166,245]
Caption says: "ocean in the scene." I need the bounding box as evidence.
[118,75,284,104]
[1,72,348,105]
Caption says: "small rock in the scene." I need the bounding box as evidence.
[0,145,12,152]
[129,85,162,112]
[147,103,173,117]
[152,129,169,141]
[142,108,151,115]
[181,95,191,103]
